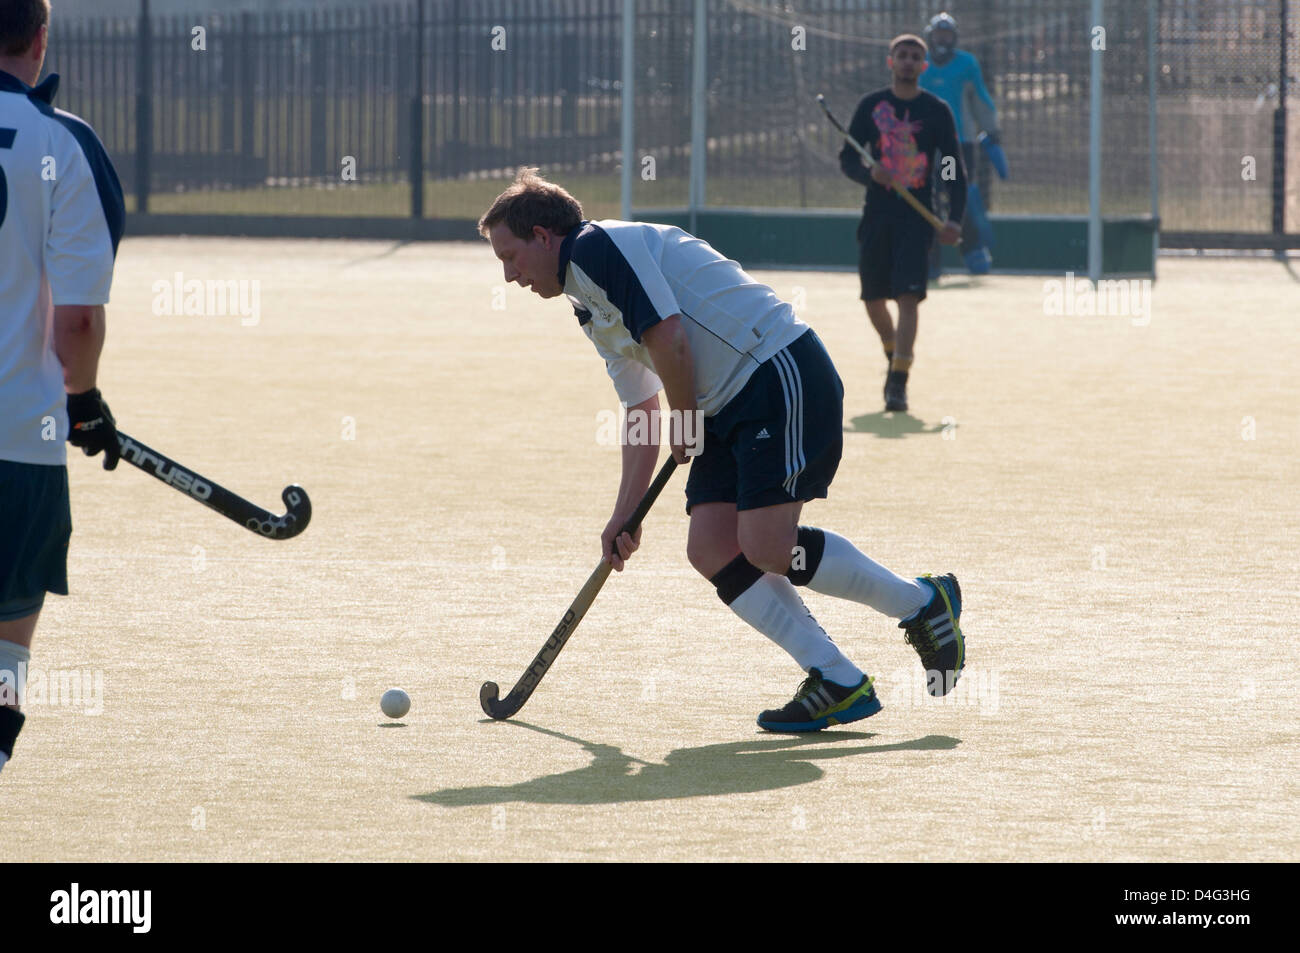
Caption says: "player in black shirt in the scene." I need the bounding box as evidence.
[839,34,965,412]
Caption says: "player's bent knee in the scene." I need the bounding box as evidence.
[738,542,792,576]
[686,538,740,580]
[736,521,799,576]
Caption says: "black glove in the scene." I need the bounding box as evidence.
[66,388,120,470]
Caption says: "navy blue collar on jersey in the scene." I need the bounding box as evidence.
[556,220,589,285]
[0,69,60,104]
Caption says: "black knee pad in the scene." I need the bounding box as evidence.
[710,554,763,605]
[786,526,827,586]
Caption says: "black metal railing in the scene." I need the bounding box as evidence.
[33,0,1298,244]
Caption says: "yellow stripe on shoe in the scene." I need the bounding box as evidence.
[822,677,876,717]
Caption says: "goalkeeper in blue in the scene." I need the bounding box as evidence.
[920,11,1009,276]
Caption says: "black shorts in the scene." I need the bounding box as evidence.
[685,329,843,513]
[858,210,934,302]
[0,460,71,610]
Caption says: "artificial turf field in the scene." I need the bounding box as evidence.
[4,238,1296,862]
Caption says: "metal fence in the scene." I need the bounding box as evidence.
[38,0,1299,246]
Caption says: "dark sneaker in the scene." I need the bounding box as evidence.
[900,573,965,696]
[0,706,25,765]
[884,369,909,412]
[757,668,881,732]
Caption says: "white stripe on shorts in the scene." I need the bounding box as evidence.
[784,349,806,485]
[772,349,795,491]
[772,349,806,497]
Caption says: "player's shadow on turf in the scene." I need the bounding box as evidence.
[414,722,960,807]
[846,411,948,439]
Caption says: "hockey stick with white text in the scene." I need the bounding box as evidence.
[115,431,311,540]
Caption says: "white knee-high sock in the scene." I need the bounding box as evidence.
[0,639,30,707]
[798,530,929,619]
[727,574,864,687]
[0,639,31,773]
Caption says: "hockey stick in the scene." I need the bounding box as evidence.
[115,431,311,540]
[816,94,947,232]
[480,455,679,720]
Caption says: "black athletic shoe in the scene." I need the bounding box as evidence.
[757,668,881,732]
[900,573,965,696]
[884,369,909,412]
[0,706,25,765]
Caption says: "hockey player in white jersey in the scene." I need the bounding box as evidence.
[0,0,125,773]
[479,168,967,731]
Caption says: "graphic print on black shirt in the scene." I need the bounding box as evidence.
[838,88,966,223]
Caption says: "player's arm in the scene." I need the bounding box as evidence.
[581,301,664,571]
[574,225,685,565]
[46,117,125,469]
[641,314,697,466]
[936,101,967,240]
[969,59,999,132]
[602,392,662,572]
[849,98,896,189]
[54,303,118,468]
[839,97,877,187]
[54,305,105,393]
[966,59,1009,178]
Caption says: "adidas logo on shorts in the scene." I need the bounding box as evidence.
[756,428,771,439]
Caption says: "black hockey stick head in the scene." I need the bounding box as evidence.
[115,431,312,541]
[249,484,312,540]
[479,681,519,720]
[815,94,850,135]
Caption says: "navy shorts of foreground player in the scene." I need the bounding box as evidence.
[686,328,844,513]
[0,460,72,619]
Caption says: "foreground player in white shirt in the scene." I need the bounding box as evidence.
[0,0,124,773]
[480,169,967,730]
